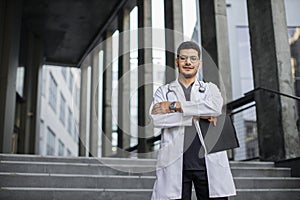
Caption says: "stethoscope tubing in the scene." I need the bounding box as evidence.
[166,80,206,101]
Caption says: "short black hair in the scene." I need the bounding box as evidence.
[177,41,201,58]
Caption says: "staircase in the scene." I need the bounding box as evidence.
[0,154,299,200]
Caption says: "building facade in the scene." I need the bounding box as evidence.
[38,66,80,156]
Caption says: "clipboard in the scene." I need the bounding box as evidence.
[199,114,239,154]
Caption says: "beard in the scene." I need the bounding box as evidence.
[182,73,195,78]
[178,66,198,78]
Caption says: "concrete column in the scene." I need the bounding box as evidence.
[89,48,100,157]
[137,0,153,156]
[18,32,44,154]
[102,32,113,157]
[247,0,300,160]
[0,0,23,153]
[118,8,131,155]
[199,0,232,103]
[79,57,90,156]
[290,28,300,130]
[164,0,184,83]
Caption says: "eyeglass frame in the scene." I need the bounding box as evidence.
[177,54,200,63]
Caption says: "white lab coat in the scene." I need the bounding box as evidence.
[150,79,236,200]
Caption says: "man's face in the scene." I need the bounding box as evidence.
[176,49,202,79]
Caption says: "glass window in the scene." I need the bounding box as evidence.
[236,27,254,93]
[246,125,253,137]
[73,123,78,142]
[67,149,72,156]
[59,93,66,125]
[46,128,55,155]
[130,7,138,148]
[58,139,65,156]
[152,0,166,89]
[111,30,119,153]
[61,67,67,80]
[68,71,74,94]
[68,107,72,135]
[75,86,80,107]
[16,67,25,97]
[74,86,78,106]
[182,0,197,39]
[41,66,46,96]
[48,73,57,112]
[39,119,44,155]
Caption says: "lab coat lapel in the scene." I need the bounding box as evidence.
[190,80,200,101]
[169,79,186,102]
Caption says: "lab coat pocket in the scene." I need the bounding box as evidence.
[157,141,179,169]
[208,151,230,168]
[157,143,170,168]
[156,129,183,169]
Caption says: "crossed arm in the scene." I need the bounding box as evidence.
[151,101,217,126]
[150,83,223,127]
[149,83,223,128]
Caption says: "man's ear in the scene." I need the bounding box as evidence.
[175,58,179,68]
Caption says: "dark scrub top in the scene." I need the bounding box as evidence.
[179,81,206,171]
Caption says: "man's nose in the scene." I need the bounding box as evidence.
[185,59,192,65]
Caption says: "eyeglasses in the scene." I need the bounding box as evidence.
[178,55,199,63]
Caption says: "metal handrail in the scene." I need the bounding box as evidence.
[245,87,300,101]
[227,86,300,113]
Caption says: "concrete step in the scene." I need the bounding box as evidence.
[0,154,156,166]
[233,177,300,189]
[1,187,300,200]
[1,173,300,189]
[0,188,152,200]
[231,189,300,200]
[0,160,290,177]
[0,173,155,189]
[230,166,291,177]
[0,161,156,176]
[0,154,275,168]
[229,161,274,168]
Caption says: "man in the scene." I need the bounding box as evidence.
[150,41,236,200]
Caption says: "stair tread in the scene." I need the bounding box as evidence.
[0,160,155,167]
[0,172,156,178]
[0,160,284,169]
[0,154,273,163]
[0,187,153,192]
[2,172,299,179]
[0,154,275,166]
[2,187,300,192]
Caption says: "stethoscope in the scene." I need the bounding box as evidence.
[166,80,206,101]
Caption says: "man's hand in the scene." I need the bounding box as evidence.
[151,102,172,114]
[207,116,217,127]
[194,116,217,126]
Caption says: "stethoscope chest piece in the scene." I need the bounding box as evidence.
[199,86,205,93]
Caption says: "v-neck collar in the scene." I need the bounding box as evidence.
[179,80,195,90]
